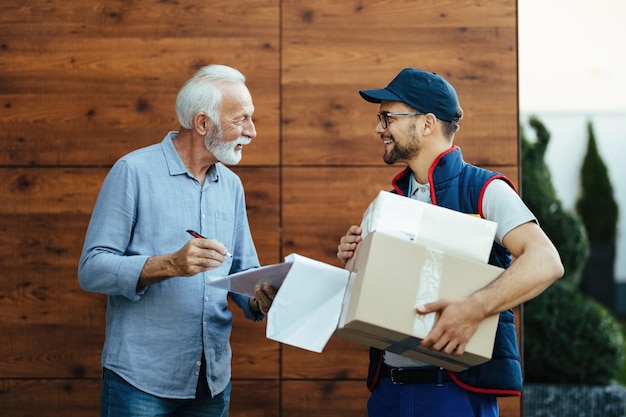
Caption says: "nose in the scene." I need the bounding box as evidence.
[244,118,257,139]
[374,120,385,134]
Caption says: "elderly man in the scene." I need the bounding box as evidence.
[79,65,275,417]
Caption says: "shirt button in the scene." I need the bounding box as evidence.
[201,213,206,219]
[196,361,202,367]
[204,296,209,302]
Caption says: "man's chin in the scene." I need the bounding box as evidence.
[218,152,243,166]
[383,153,397,165]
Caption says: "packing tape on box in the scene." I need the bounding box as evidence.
[413,247,443,335]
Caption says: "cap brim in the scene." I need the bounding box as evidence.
[359,88,402,104]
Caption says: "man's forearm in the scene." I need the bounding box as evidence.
[136,254,178,290]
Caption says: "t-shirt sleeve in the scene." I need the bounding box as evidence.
[482,179,537,246]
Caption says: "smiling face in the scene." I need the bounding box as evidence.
[204,82,256,165]
[376,101,425,166]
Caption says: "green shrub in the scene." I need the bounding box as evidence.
[524,279,624,384]
[520,117,589,286]
[521,116,624,385]
[576,121,618,243]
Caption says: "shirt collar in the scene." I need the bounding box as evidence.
[162,131,219,182]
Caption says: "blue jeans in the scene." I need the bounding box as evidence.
[367,376,498,417]
[100,368,231,417]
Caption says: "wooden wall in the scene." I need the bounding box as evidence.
[0,0,520,416]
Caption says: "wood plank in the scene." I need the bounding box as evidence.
[230,381,281,417]
[0,214,93,279]
[0,86,278,167]
[0,0,279,38]
[232,167,282,265]
[230,302,280,379]
[0,379,101,417]
[281,79,518,167]
[282,166,400,264]
[0,379,280,417]
[283,380,369,417]
[282,337,369,379]
[0,0,280,167]
[1,323,103,379]
[282,0,517,167]
[282,1,515,30]
[0,168,104,214]
[0,166,279,257]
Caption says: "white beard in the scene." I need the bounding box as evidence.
[205,126,251,165]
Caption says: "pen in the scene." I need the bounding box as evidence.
[186,230,233,258]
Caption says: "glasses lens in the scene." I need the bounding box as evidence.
[377,113,387,128]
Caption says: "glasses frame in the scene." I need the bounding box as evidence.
[377,111,425,129]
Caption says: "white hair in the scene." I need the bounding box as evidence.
[175,65,246,129]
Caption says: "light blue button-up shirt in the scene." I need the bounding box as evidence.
[78,132,261,399]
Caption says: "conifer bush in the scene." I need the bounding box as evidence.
[576,121,618,243]
[576,121,619,311]
[520,117,588,286]
[521,116,624,384]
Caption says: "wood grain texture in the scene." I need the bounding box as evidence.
[0,379,281,417]
[0,0,280,167]
[0,0,521,415]
[283,380,369,417]
[282,0,517,167]
[0,379,101,417]
[230,381,280,417]
[0,167,280,379]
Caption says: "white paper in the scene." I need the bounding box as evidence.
[266,254,350,353]
[361,191,424,242]
[360,191,497,263]
[207,262,293,297]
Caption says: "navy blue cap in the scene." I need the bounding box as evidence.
[359,68,460,123]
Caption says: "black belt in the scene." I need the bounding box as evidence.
[383,366,452,385]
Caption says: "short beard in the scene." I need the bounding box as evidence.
[204,123,243,165]
[383,127,421,165]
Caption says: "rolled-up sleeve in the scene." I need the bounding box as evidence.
[78,159,148,301]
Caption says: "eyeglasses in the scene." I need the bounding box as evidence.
[377,112,425,129]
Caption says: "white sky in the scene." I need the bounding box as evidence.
[519,0,626,281]
[518,0,626,113]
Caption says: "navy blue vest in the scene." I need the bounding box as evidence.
[366,146,523,396]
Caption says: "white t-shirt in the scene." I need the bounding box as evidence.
[384,177,536,368]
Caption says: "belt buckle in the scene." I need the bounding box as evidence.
[389,367,405,384]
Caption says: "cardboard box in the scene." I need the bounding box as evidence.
[361,191,497,263]
[208,191,503,371]
[336,232,502,371]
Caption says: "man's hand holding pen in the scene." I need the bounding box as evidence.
[188,230,275,316]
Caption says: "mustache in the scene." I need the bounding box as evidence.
[236,136,252,145]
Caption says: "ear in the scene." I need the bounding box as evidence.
[193,113,210,135]
[422,113,437,135]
